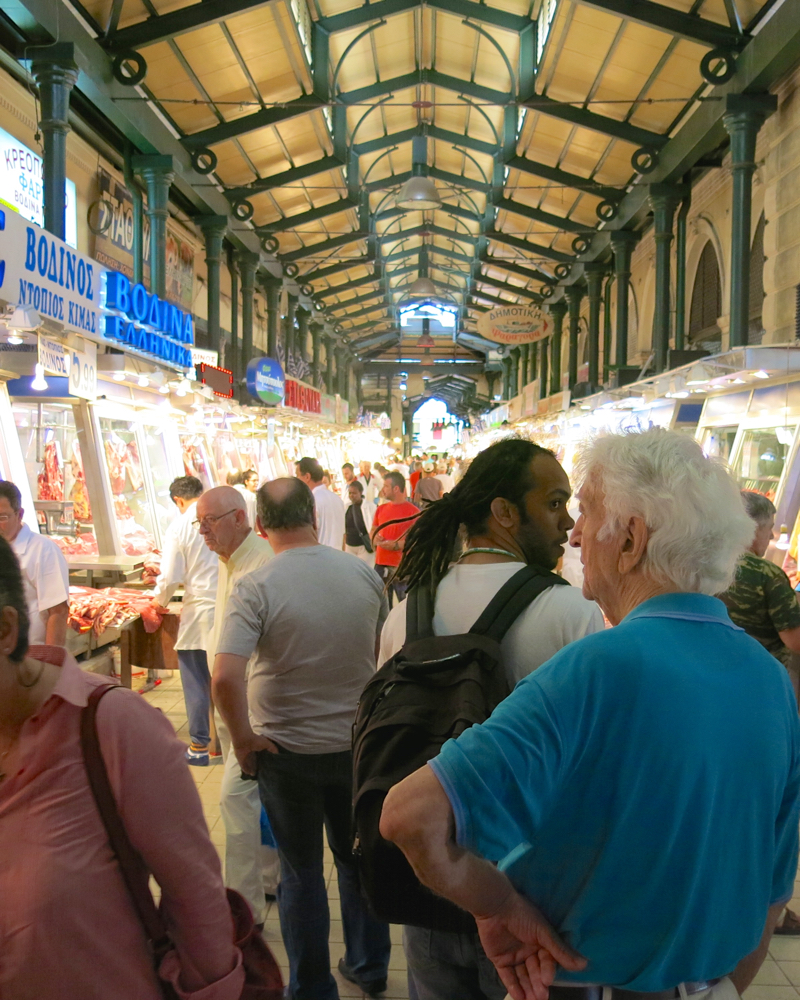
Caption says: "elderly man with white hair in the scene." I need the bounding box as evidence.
[381,428,800,1000]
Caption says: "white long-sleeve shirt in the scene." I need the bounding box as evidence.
[312,484,346,549]
[152,502,219,651]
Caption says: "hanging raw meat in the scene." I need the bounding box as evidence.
[105,434,127,494]
[55,533,99,557]
[125,440,144,491]
[37,440,64,500]
[69,439,92,522]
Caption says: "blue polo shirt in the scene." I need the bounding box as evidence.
[429,593,800,990]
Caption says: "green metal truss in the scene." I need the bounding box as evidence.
[279,231,368,263]
[256,198,358,233]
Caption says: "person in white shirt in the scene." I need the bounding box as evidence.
[377,437,604,1000]
[358,461,383,507]
[0,481,68,646]
[228,469,258,529]
[151,476,219,766]
[295,456,345,549]
[197,485,278,924]
[435,459,456,496]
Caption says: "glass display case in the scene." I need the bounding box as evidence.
[212,429,242,484]
[699,425,739,465]
[732,425,797,501]
[97,414,160,555]
[180,431,217,489]
[140,418,182,542]
[12,400,97,553]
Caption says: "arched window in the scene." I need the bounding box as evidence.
[689,241,722,350]
[749,212,766,344]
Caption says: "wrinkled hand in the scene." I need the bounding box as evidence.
[234,733,278,775]
[475,891,587,1000]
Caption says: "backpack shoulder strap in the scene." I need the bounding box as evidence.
[80,685,172,961]
[470,565,569,643]
[405,584,435,643]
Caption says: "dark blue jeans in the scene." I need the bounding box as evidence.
[176,649,210,747]
[256,745,391,1000]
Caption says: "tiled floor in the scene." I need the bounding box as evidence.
[141,672,800,1000]
[141,673,410,999]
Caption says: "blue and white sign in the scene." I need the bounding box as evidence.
[0,126,77,248]
[101,271,194,368]
[246,357,284,405]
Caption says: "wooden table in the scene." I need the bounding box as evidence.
[119,613,180,689]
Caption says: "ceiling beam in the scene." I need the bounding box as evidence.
[181,97,324,150]
[256,198,358,233]
[523,94,667,148]
[428,245,474,266]
[486,229,574,264]
[494,196,591,235]
[477,274,542,301]
[103,0,275,51]
[506,155,624,202]
[279,231,368,263]
[470,289,514,308]
[316,271,382,298]
[383,246,421,264]
[224,155,345,200]
[429,166,488,193]
[319,0,529,34]
[328,290,385,312]
[362,361,482,373]
[340,301,391,322]
[380,224,476,246]
[574,0,747,48]
[366,170,412,193]
[303,256,376,283]
[480,252,552,286]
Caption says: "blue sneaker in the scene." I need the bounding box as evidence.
[186,745,209,766]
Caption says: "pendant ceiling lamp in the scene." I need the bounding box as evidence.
[397,135,441,210]
[396,174,442,210]
[408,276,438,297]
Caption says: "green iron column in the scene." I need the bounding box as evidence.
[296,308,310,365]
[610,231,638,371]
[355,367,364,412]
[386,375,393,424]
[723,93,778,347]
[29,44,78,241]
[566,285,584,393]
[519,344,530,389]
[311,322,322,387]
[132,155,174,298]
[236,251,258,371]
[263,278,280,359]
[585,263,606,389]
[603,275,614,383]
[284,294,297,361]
[548,300,567,396]
[529,340,539,388]
[325,337,335,394]
[510,348,520,397]
[502,357,511,400]
[227,244,239,389]
[539,338,549,398]
[198,216,227,351]
[648,185,684,372]
[485,370,497,401]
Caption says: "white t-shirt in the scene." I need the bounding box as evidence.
[312,484,346,549]
[435,472,456,494]
[233,484,257,530]
[11,523,70,645]
[379,561,605,685]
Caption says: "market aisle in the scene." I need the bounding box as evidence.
[141,673,410,999]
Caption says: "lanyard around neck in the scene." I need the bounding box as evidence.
[458,547,520,561]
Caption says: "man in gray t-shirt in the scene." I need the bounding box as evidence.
[213,478,391,1000]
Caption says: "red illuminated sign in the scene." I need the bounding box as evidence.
[198,363,234,398]
[284,378,321,414]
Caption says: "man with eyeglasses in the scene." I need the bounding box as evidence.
[151,476,219,767]
[197,485,278,927]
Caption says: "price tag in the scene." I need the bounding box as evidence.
[69,339,97,400]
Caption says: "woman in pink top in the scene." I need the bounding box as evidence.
[0,537,244,1000]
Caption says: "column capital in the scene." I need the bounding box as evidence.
[29,43,78,94]
[584,262,608,294]
[131,154,174,183]
[235,250,260,282]
[648,183,690,220]
[547,299,568,320]
[197,214,228,238]
[723,92,778,126]
[565,283,585,307]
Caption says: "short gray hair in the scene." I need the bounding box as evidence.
[741,490,775,526]
[576,428,753,595]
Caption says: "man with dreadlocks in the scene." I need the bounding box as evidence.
[378,437,603,1000]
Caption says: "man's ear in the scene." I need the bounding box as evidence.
[489,496,518,530]
[618,516,649,575]
[0,605,20,661]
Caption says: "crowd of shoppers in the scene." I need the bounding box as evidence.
[3,430,800,1000]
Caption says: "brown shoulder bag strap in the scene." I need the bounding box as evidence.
[80,685,174,968]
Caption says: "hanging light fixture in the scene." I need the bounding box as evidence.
[397,175,441,211]
[31,363,48,392]
[408,276,438,298]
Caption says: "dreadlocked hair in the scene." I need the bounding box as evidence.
[397,437,554,591]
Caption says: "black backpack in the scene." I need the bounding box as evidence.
[352,564,569,932]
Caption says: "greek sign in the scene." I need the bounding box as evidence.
[246,357,285,406]
[38,335,69,377]
[477,306,551,346]
[284,377,321,415]
[0,126,77,248]
[101,270,194,369]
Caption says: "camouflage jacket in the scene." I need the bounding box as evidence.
[721,551,800,665]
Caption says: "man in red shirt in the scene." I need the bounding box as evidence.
[372,471,419,607]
